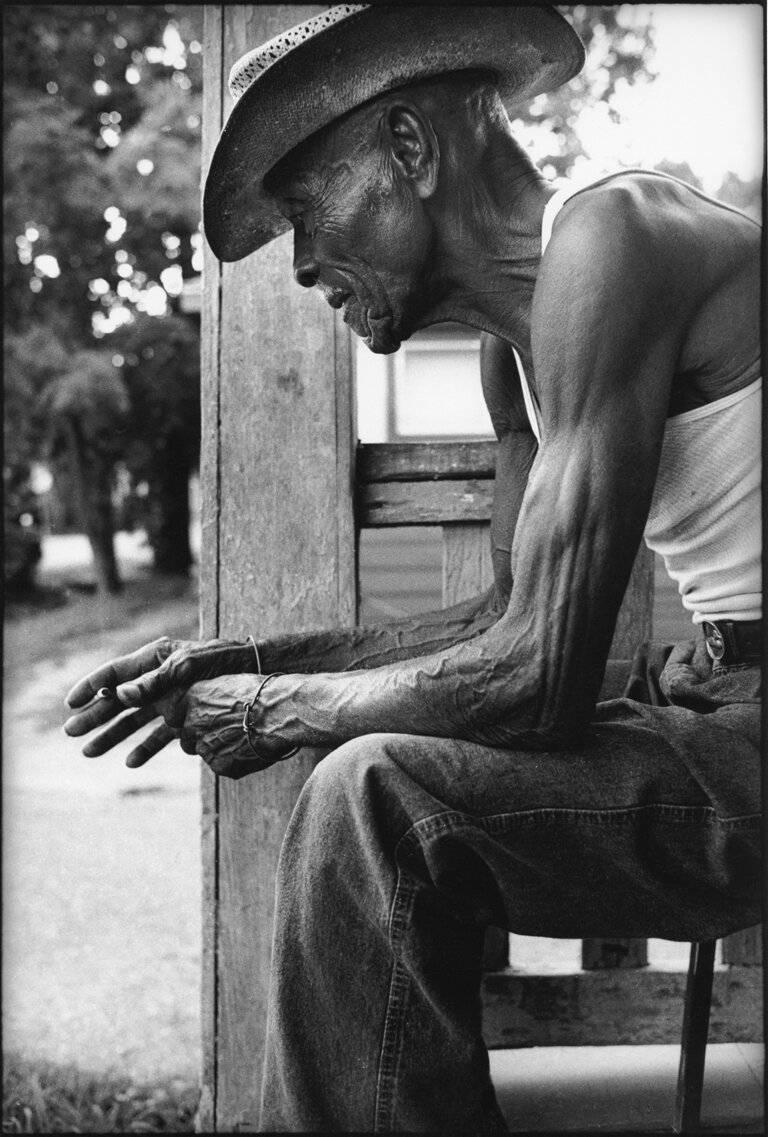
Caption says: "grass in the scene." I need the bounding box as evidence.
[4,571,199,666]
[2,1055,198,1133]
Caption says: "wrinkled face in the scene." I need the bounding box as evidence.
[264,121,434,354]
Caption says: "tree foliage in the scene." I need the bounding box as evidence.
[4,4,203,589]
[4,6,201,337]
[515,5,760,219]
[115,313,201,573]
[4,6,760,591]
[512,5,657,178]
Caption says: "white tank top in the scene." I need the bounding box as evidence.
[511,174,762,625]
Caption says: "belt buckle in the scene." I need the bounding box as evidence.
[704,621,725,662]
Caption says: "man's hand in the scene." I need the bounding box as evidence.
[157,676,296,778]
[65,636,260,710]
[63,636,262,767]
[66,665,296,779]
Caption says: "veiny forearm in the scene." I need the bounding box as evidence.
[256,583,507,674]
[254,630,541,752]
[255,440,655,755]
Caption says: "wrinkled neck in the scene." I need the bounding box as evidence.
[416,132,556,341]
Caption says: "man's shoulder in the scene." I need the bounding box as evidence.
[534,175,662,312]
[530,172,703,366]
[547,171,689,251]
[545,169,754,257]
[534,170,723,316]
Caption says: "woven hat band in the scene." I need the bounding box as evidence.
[229,4,369,102]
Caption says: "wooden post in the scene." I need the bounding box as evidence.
[200,7,356,1129]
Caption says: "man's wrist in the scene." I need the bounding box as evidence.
[243,673,299,760]
[246,636,275,674]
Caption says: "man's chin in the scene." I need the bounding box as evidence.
[340,298,403,354]
[364,311,402,355]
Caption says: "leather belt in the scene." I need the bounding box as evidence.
[702,619,762,666]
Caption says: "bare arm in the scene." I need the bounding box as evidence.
[64,338,535,763]
[69,184,694,772]
[259,336,537,675]
[65,339,531,716]
[246,186,690,751]
[257,586,503,673]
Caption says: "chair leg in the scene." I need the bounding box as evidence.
[673,939,717,1133]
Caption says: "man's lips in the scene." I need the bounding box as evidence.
[324,289,367,331]
[341,295,369,337]
[321,287,394,349]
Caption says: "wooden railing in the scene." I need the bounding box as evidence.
[358,441,763,1049]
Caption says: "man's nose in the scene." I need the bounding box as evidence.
[293,232,319,289]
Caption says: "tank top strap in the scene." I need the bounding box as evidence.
[541,181,581,254]
[510,182,585,442]
[518,174,630,442]
[541,173,633,254]
[511,347,541,443]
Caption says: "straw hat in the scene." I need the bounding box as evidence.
[203,5,584,262]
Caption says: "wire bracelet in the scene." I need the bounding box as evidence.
[242,673,299,762]
[246,634,262,675]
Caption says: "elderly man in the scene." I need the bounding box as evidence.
[65,6,761,1132]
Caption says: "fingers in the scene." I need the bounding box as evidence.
[65,638,173,708]
[115,641,255,706]
[125,722,178,768]
[64,690,131,738]
[65,664,121,711]
[81,705,161,758]
[116,663,174,709]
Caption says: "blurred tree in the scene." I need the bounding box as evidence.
[654,159,704,191]
[715,171,761,223]
[116,313,200,574]
[41,351,130,594]
[4,332,48,590]
[646,163,760,224]
[517,5,760,223]
[4,4,203,588]
[4,325,70,589]
[513,5,657,178]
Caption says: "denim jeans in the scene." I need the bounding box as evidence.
[258,638,761,1132]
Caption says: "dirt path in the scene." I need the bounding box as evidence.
[4,539,203,1082]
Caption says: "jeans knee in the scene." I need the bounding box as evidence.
[304,733,395,804]
[285,734,405,860]
[279,736,401,907]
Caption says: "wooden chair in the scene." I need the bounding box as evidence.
[675,939,717,1134]
[360,443,761,1134]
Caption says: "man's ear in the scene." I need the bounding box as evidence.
[384,104,439,199]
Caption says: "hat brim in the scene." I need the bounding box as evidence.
[203,6,584,262]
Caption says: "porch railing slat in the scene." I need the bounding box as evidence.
[358,440,497,482]
[361,479,494,526]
